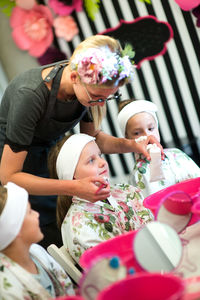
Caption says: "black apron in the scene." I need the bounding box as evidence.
[23,64,87,226]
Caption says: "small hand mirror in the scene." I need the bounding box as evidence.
[156,191,192,233]
[133,221,182,273]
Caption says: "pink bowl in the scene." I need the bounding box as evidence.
[144,178,200,227]
[191,201,200,217]
[55,297,84,300]
[97,273,185,300]
[144,178,200,215]
[161,191,192,215]
[79,230,141,271]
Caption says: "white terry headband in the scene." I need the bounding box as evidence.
[118,100,158,137]
[56,133,95,180]
[0,182,28,250]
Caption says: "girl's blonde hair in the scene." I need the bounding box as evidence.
[48,135,73,229]
[70,35,127,130]
[0,186,7,216]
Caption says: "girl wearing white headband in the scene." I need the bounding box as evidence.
[48,133,153,264]
[0,182,74,299]
[118,100,200,198]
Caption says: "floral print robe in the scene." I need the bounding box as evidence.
[0,244,74,299]
[61,183,153,264]
[129,148,200,199]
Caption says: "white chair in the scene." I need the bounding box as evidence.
[47,244,82,284]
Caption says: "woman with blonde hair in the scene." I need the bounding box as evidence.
[0,35,161,247]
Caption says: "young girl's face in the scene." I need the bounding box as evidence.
[19,202,43,245]
[73,141,109,179]
[126,112,160,142]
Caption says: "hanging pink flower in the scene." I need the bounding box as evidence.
[10,4,54,57]
[16,0,36,10]
[54,16,79,41]
[49,0,83,16]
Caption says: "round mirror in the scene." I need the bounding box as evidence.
[156,191,192,233]
[133,221,182,273]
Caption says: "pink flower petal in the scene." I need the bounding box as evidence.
[10,4,54,57]
[33,5,54,24]
[174,0,200,10]
[10,7,28,27]
[74,0,83,12]
[29,32,53,57]
[49,0,82,16]
[12,27,32,50]
[53,15,79,41]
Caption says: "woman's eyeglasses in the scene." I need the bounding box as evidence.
[83,84,121,104]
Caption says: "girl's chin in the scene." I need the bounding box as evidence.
[37,231,44,243]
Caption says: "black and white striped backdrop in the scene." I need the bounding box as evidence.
[55,0,200,181]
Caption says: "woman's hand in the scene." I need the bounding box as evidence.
[129,135,164,160]
[72,176,111,203]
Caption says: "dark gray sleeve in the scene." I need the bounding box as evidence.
[6,87,45,146]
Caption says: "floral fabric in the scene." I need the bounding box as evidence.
[129,148,200,198]
[0,244,74,299]
[61,183,153,264]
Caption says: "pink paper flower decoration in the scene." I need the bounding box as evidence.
[49,0,83,16]
[54,16,79,41]
[174,0,200,11]
[10,4,54,57]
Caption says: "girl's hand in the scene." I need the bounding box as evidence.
[73,176,110,203]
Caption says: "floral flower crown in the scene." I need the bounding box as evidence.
[71,45,135,85]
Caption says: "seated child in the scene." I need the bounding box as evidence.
[118,99,200,198]
[48,133,153,264]
[0,182,74,299]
